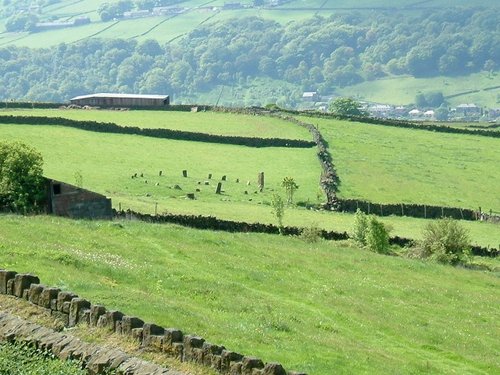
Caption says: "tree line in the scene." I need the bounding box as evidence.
[0,8,497,106]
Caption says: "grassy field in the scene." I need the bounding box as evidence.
[299,116,500,212]
[0,108,311,139]
[0,122,321,207]
[1,111,499,248]
[0,215,498,374]
[337,72,500,107]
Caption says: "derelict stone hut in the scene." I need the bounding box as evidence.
[69,93,170,107]
[45,179,112,220]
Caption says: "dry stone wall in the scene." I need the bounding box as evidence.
[0,312,176,375]
[0,270,306,375]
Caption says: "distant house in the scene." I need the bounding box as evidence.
[35,17,90,31]
[123,10,151,19]
[45,179,112,220]
[152,7,185,15]
[408,109,421,117]
[424,110,435,118]
[70,93,170,107]
[456,103,481,116]
[369,104,392,117]
[302,92,320,102]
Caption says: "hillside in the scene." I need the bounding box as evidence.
[0,214,499,374]
[0,3,498,108]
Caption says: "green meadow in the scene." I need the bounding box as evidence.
[299,116,500,212]
[0,109,311,139]
[0,215,498,374]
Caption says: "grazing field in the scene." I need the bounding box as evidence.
[0,215,498,374]
[299,116,500,212]
[0,111,499,247]
[0,122,321,207]
[337,72,500,107]
[0,109,311,140]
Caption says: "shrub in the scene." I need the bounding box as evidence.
[366,217,390,254]
[351,209,368,246]
[415,218,471,265]
[300,225,322,243]
[351,210,390,253]
[271,193,285,234]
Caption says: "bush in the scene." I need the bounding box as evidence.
[414,218,471,265]
[351,209,390,253]
[351,209,368,246]
[0,141,45,213]
[300,225,322,243]
[366,217,390,254]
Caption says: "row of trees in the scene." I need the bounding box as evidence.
[0,9,497,105]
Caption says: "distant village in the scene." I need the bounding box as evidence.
[302,92,500,122]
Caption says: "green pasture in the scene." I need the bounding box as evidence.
[0,122,321,208]
[0,215,498,374]
[337,72,500,107]
[298,116,500,211]
[0,114,499,247]
[0,109,311,140]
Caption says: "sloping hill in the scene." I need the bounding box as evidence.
[0,214,498,374]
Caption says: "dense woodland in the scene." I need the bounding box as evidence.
[0,8,498,106]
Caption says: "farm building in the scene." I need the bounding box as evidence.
[69,93,170,107]
[45,179,112,220]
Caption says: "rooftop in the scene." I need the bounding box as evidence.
[71,93,169,101]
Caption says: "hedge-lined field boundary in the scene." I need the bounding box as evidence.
[115,210,498,258]
[0,115,315,148]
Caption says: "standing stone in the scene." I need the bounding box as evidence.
[262,363,287,375]
[69,298,91,327]
[159,170,162,176]
[182,170,188,177]
[258,172,265,192]
[90,305,107,327]
[0,270,17,294]
[208,173,212,179]
[57,292,78,312]
[241,356,264,375]
[216,182,222,195]
[221,175,227,181]
[39,287,60,309]
[28,284,45,305]
[121,316,144,335]
[13,274,40,298]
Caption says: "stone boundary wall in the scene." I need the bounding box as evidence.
[0,270,306,375]
[0,312,175,375]
[115,210,499,257]
[0,115,315,149]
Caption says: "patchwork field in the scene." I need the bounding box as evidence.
[0,109,499,248]
[0,215,498,374]
[299,116,500,212]
[337,72,500,108]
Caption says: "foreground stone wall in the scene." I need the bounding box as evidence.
[0,270,306,375]
[0,312,176,374]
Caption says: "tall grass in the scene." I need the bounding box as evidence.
[0,214,498,374]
